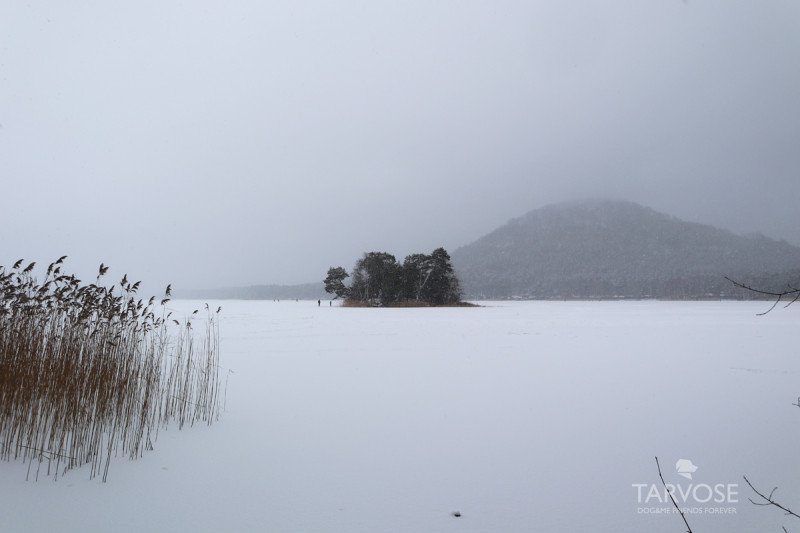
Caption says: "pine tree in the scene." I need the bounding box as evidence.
[422,248,462,305]
[324,266,350,299]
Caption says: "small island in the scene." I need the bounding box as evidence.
[324,247,469,307]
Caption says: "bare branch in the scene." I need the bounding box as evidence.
[656,456,693,533]
[724,277,799,298]
[758,297,783,316]
[724,277,800,315]
[744,475,800,520]
[785,286,800,308]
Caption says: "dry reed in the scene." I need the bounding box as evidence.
[0,258,224,482]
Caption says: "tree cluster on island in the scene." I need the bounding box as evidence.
[324,248,463,306]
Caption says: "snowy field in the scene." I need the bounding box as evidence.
[2,300,800,532]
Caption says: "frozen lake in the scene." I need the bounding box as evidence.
[2,300,799,532]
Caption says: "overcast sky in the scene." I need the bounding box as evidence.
[1,1,799,292]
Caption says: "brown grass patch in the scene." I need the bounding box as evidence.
[0,258,225,481]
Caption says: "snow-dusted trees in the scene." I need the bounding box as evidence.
[350,252,402,305]
[422,247,462,305]
[402,248,462,305]
[324,248,462,306]
[401,253,431,301]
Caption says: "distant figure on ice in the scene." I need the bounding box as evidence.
[317,299,320,306]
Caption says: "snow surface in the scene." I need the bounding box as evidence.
[2,300,800,532]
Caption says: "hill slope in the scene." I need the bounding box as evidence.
[451,200,800,299]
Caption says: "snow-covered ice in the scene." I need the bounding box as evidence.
[2,300,799,532]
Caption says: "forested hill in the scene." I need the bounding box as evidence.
[451,200,800,299]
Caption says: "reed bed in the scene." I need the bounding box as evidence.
[0,257,223,482]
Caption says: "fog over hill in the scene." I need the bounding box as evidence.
[451,200,800,299]
[182,200,800,301]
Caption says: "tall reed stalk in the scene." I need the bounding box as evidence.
[0,258,223,482]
